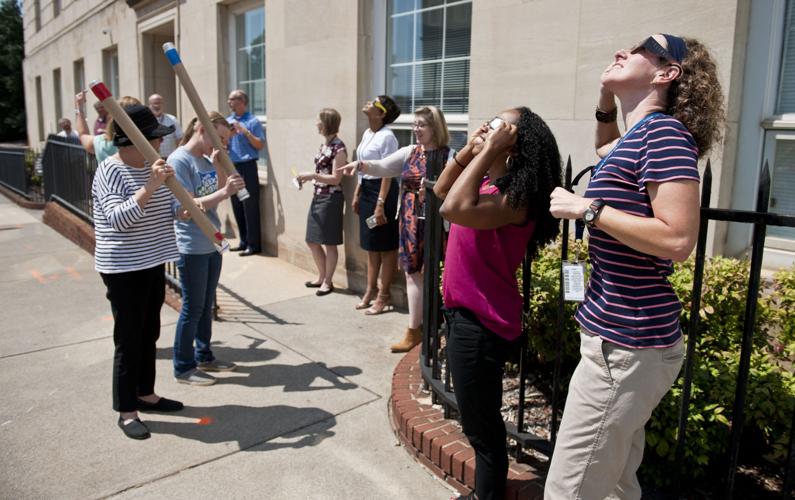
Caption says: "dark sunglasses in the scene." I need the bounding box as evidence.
[631,37,679,65]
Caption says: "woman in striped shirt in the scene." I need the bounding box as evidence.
[547,35,724,498]
[93,104,185,440]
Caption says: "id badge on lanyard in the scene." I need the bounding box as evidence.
[563,112,662,302]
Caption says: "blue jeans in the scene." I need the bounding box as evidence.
[173,252,222,376]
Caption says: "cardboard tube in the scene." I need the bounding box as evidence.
[89,80,228,253]
[162,43,250,202]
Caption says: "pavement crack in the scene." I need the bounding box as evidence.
[0,334,111,360]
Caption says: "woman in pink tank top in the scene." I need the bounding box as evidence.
[433,107,562,500]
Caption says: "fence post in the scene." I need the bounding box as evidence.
[723,161,771,497]
[673,160,712,494]
[550,156,573,445]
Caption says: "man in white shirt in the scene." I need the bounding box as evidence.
[56,117,80,143]
[148,94,183,158]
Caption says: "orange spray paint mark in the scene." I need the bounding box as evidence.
[196,416,214,426]
[66,267,81,280]
[101,315,113,321]
[30,270,47,284]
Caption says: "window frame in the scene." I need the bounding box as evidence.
[102,47,120,99]
[227,0,267,123]
[53,67,62,127]
[381,0,472,149]
[73,58,85,97]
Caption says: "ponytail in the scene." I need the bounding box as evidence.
[180,112,231,146]
[180,117,200,145]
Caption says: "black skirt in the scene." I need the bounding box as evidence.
[306,191,344,245]
[358,178,399,252]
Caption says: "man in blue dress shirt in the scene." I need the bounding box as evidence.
[227,89,265,256]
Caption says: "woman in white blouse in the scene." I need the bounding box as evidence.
[340,105,452,353]
[351,96,401,314]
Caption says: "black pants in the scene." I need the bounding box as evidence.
[445,307,515,500]
[230,159,261,252]
[100,265,165,412]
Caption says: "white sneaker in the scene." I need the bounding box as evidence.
[175,368,217,386]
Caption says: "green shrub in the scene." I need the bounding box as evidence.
[524,241,795,488]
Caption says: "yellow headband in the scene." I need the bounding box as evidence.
[374,100,387,114]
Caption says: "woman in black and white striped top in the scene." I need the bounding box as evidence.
[92,103,185,440]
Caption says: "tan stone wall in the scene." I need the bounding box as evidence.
[469,0,747,254]
[23,0,141,148]
[22,0,749,293]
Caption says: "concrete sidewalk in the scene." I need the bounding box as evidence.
[0,195,453,499]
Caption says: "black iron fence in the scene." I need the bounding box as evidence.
[0,145,44,203]
[42,135,96,223]
[420,157,795,498]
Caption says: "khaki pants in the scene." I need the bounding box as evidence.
[544,330,684,500]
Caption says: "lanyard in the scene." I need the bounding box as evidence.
[592,112,663,177]
[576,112,663,242]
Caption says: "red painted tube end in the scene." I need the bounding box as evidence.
[89,81,112,101]
[215,232,224,242]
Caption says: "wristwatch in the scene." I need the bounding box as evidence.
[583,199,606,228]
[595,106,618,123]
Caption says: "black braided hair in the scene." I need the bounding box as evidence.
[493,107,562,258]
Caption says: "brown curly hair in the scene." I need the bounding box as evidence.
[665,37,725,158]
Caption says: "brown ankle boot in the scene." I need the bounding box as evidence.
[390,327,422,353]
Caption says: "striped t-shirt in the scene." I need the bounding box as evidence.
[92,156,179,274]
[576,114,699,349]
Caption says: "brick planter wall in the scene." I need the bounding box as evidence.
[0,184,46,210]
[41,200,182,311]
[390,346,545,499]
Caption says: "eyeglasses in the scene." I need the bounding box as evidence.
[227,96,243,102]
[373,99,387,114]
[488,117,505,130]
[412,121,428,129]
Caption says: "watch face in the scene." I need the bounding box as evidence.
[584,210,595,222]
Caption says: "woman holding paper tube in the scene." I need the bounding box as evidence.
[169,112,245,386]
[92,103,184,440]
[296,108,347,297]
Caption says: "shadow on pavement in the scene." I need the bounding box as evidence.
[156,336,362,392]
[146,404,336,451]
[156,336,280,364]
[215,283,302,325]
[219,362,361,392]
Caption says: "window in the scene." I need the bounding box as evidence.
[34,0,41,31]
[102,48,120,98]
[767,0,795,240]
[53,68,62,125]
[35,76,44,141]
[73,59,85,96]
[53,0,61,18]
[386,0,472,150]
[230,5,266,117]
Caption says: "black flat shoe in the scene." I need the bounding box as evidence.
[230,244,246,252]
[240,248,260,257]
[316,285,334,296]
[137,397,184,412]
[118,417,150,440]
[305,281,322,288]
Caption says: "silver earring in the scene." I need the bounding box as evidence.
[505,156,514,168]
